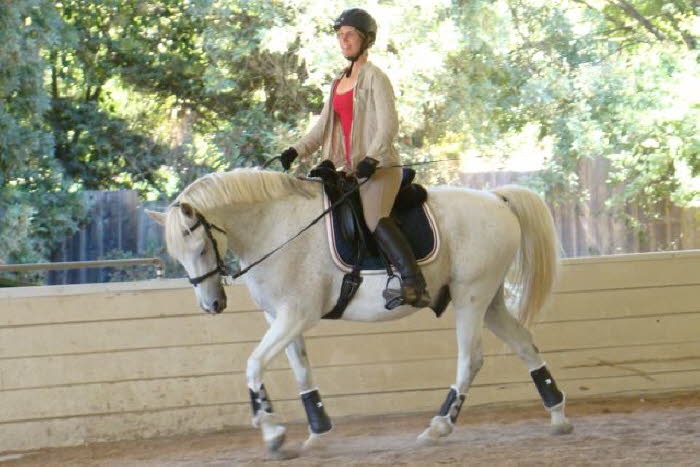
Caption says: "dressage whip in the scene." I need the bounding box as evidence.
[226,156,458,280]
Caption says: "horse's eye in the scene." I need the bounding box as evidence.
[200,246,207,256]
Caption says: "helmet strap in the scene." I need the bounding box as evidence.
[345,58,356,78]
[344,39,368,78]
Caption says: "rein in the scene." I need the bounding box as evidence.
[182,157,458,285]
[227,176,370,281]
[179,177,370,286]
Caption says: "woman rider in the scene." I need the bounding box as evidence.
[278,8,430,309]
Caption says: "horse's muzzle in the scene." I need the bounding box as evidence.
[202,293,227,314]
[211,297,227,313]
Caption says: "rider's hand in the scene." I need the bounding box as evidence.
[308,160,336,181]
[355,157,379,179]
[280,147,298,171]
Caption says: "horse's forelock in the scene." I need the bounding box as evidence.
[164,205,193,259]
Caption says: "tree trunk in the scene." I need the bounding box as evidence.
[609,0,668,42]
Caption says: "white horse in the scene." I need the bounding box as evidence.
[147,168,573,453]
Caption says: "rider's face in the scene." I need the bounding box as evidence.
[336,26,364,58]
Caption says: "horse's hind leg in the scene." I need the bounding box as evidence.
[283,335,333,449]
[418,288,488,445]
[484,285,573,434]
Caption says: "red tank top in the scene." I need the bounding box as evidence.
[333,87,354,167]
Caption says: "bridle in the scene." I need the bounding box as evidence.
[176,158,459,287]
[182,212,229,286]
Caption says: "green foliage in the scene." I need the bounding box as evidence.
[1,0,697,275]
[0,0,86,272]
[596,0,697,49]
[422,0,698,208]
[47,0,175,192]
[48,97,171,189]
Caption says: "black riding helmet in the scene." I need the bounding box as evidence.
[333,8,377,77]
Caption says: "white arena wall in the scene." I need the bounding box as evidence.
[0,250,698,453]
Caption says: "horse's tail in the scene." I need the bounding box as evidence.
[491,185,559,325]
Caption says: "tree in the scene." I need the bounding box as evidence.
[0,0,85,275]
[418,0,698,210]
[47,0,173,191]
[2,0,697,279]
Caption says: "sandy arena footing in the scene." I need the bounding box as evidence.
[2,392,699,466]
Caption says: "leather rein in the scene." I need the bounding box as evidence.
[176,177,369,287]
[179,157,457,287]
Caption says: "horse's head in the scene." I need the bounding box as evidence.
[147,203,228,314]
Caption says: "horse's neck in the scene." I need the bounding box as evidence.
[220,192,321,264]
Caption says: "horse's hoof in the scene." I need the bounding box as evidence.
[302,430,331,450]
[417,416,453,445]
[430,415,454,437]
[551,420,574,435]
[264,425,287,452]
[416,428,439,446]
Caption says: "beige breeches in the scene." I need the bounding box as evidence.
[359,166,402,232]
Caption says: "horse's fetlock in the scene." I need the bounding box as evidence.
[438,386,466,424]
[253,410,279,429]
[250,410,266,428]
[250,385,276,430]
[248,383,274,423]
[301,389,333,434]
[530,365,564,409]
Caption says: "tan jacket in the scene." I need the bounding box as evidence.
[292,62,400,170]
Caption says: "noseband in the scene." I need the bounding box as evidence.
[183,212,229,286]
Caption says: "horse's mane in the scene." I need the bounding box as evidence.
[177,168,315,208]
[165,169,316,257]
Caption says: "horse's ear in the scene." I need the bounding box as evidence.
[145,209,166,226]
[179,202,195,218]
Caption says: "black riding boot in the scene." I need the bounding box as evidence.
[373,217,431,309]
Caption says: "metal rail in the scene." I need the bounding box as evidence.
[0,258,165,278]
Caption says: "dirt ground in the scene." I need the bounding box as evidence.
[2,392,699,466]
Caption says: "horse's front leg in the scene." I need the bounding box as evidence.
[262,313,332,449]
[247,313,305,452]
[284,335,333,449]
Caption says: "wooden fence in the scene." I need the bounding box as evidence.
[460,157,699,257]
[1,250,699,452]
[47,162,699,284]
[48,192,167,285]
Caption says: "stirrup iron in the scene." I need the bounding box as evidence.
[383,275,405,310]
[382,274,430,310]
